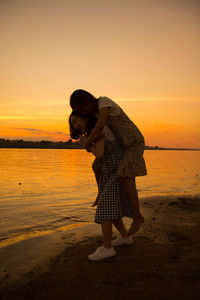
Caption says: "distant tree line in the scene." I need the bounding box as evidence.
[0,139,198,150]
[0,138,83,149]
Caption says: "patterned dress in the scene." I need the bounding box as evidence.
[96,96,147,178]
[106,108,147,178]
[94,139,134,224]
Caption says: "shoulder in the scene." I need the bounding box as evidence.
[99,96,116,107]
[103,125,115,141]
[99,96,120,116]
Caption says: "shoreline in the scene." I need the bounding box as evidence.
[1,147,200,151]
[1,194,200,299]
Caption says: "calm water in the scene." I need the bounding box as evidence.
[0,149,199,248]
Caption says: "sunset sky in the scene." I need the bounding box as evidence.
[0,0,199,148]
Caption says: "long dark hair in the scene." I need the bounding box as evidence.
[69,111,97,140]
[70,89,98,109]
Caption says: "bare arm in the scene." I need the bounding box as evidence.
[80,133,105,158]
[85,107,109,149]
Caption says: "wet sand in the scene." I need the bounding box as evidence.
[0,195,200,300]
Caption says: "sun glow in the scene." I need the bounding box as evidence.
[0,0,199,148]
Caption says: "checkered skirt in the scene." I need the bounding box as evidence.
[94,139,134,224]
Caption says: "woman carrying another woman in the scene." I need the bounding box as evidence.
[69,112,134,261]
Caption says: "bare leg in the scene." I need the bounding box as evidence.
[112,218,129,237]
[119,177,145,235]
[92,161,100,206]
[101,221,112,248]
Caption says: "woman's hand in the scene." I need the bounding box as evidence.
[79,135,88,146]
[85,130,105,149]
[79,135,92,152]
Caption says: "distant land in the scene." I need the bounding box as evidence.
[0,139,199,151]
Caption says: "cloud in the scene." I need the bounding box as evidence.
[14,127,52,135]
[54,131,65,135]
[14,127,44,132]
[31,132,42,135]
[13,127,69,139]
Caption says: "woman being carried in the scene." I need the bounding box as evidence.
[69,112,134,261]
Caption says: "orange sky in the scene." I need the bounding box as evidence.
[0,0,199,148]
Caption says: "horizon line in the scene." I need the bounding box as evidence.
[0,138,199,150]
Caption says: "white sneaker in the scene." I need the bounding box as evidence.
[88,246,116,261]
[111,236,133,246]
[94,245,104,254]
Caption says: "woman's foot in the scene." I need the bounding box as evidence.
[128,214,145,235]
[92,195,99,207]
[88,246,116,261]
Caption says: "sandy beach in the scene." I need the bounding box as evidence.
[0,195,200,300]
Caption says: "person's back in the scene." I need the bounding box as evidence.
[97,96,145,147]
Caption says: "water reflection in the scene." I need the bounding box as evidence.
[0,149,199,247]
